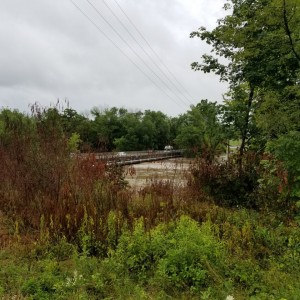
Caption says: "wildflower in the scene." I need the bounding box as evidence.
[226,296,234,300]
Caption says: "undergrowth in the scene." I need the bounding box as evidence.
[0,105,299,299]
[1,212,300,299]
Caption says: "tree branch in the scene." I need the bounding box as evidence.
[283,0,300,62]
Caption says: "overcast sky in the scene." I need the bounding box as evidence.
[0,0,228,117]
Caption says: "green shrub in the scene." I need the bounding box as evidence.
[109,217,158,280]
[155,216,225,293]
[229,259,263,295]
[21,259,61,299]
[49,238,76,261]
[264,132,300,217]
[0,258,27,295]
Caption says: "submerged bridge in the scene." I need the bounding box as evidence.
[74,150,183,166]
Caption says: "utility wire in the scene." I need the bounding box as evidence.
[84,0,189,107]
[70,0,185,109]
[101,0,192,106]
[113,0,195,103]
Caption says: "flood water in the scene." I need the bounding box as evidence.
[124,158,192,189]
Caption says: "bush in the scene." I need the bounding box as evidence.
[155,216,225,293]
[266,131,300,212]
[21,259,61,299]
[188,153,260,208]
[108,218,164,281]
[107,216,226,294]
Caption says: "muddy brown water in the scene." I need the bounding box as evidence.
[124,158,193,189]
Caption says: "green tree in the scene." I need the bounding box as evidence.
[113,111,142,151]
[222,84,261,153]
[141,110,170,150]
[175,100,225,161]
[169,115,187,147]
[255,87,300,140]
[61,108,93,151]
[91,107,124,151]
[191,0,300,159]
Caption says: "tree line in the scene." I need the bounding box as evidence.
[0,100,228,156]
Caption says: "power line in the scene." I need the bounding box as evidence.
[113,0,195,103]
[84,0,189,107]
[69,0,185,109]
[101,0,193,106]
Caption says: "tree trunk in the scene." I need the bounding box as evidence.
[238,84,255,169]
[283,0,300,62]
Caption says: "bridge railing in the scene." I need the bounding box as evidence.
[71,150,183,165]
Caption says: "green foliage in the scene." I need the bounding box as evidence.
[229,259,263,294]
[109,218,158,280]
[0,105,175,154]
[188,0,300,214]
[91,107,171,151]
[191,0,300,89]
[1,209,300,299]
[0,257,27,295]
[267,131,300,176]
[175,100,226,160]
[68,132,81,153]
[155,217,225,293]
[256,156,292,215]
[267,131,300,200]
[91,107,123,151]
[191,0,300,173]
[21,259,61,299]
[0,103,131,253]
[255,88,300,139]
[107,216,226,295]
[113,109,171,151]
[48,237,75,261]
[0,108,35,145]
[142,110,171,150]
[222,84,260,153]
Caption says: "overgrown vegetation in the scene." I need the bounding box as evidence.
[0,102,299,299]
[1,0,300,298]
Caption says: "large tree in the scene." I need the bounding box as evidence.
[191,0,300,205]
[191,0,300,158]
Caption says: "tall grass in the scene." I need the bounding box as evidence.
[0,104,186,250]
[0,105,130,250]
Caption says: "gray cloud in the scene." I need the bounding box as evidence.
[0,0,228,116]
